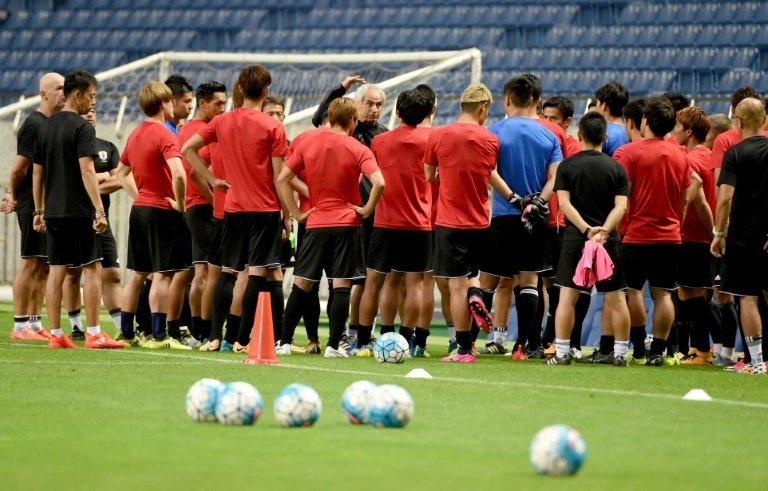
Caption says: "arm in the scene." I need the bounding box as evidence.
[601,195,629,238]
[539,161,560,201]
[165,157,186,212]
[351,171,385,219]
[290,176,309,199]
[680,171,701,222]
[710,183,733,258]
[489,169,522,205]
[98,169,123,195]
[691,187,714,233]
[32,163,45,232]
[116,163,138,200]
[271,156,293,237]
[190,168,214,204]
[424,163,437,183]
[80,156,108,233]
[181,134,229,191]
[311,77,364,127]
[276,166,311,223]
[9,155,31,210]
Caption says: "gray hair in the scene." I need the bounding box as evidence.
[354,84,385,105]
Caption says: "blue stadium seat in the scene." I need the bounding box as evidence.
[719,70,765,93]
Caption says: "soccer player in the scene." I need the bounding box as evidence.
[6,73,63,341]
[182,65,290,354]
[117,81,190,349]
[164,74,194,135]
[548,112,630,365]
[276,97,385,358]
[594,82,629,157]
[672,107,719,365]
[711,97,768,375]
[478,76,562,360]
[616,98,690,366]
[31,70,123,349]
[425,83,515,364]
[661,91,691,114]
[178,81,227,343]
[542,96,581,157]
[263,96,286,123]
[356,88,435,357]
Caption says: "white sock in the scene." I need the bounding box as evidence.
[13,316,29,331]
[87,326,101,335]
[51,328,64,338]
[29,315,43,330]
[713,343,723,356]
[555,338,570,358]
[493,326,508,346]
[447,323,456,343]
[68,310,82,330]
[721,347,734,359]
[111,312,121,331]
[614,340,629,358]
[746,336,763,365]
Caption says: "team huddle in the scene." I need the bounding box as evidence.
[4,65,768,374]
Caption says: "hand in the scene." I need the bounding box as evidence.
[341,75,366,90]
[521,193,538,209]
[293,207,314,224]
[711,236,726,258]
[166,197,185,213]
[521,197,549,233]
[282,216,292,239]
[211,179,230,192]
[33,214,46,233]
[348,203,372,220]
[1,193,15,213]
[587,226,609,244]
[93,215,108,234]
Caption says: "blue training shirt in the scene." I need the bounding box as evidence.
[488,117,563,217]
[165,120,179,135]
[603,122,628,157]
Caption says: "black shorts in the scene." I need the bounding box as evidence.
[185,204,214,264]
[542,227,564,279]
[433,226,487,278]
[480,215,551,278]
[127,206,191,273]
[17,212,46,258]
[99,224,119,269]
[281,238,295,268]
[677,242,713,289]
[293,226,365,281]
[711,257,723,288]
[555,239,626,293]
[222,211,282,272]
[621,243,679,291]
[353,216,375,285]
[720,243,768,297]
[207,218,223,268]
[46,217,101,268]
[425,230,435,273]
[368,227,432,274]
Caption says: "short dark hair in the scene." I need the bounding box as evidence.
[263,95,284,108]
[64,70,97,98]
[413,84,436,111]
[521,73,542,101]
[195,80,226,103]
[730,86,760,111]
[238,65,271,100]
[643,97,676,137]
[164,74,193,97]
[622,98,646,129]
[661,91,691,113]
[396,89,433,126]
[578,112,607,146]
[542,96,574,120]
[595,82,629,117]
[503,76,534,108]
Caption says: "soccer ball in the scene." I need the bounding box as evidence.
[214,381,264,426]
[341,380,377,425]
[185,378,224,422]
[373,332,409,363]
[368,384,414,428]
[529,424,587,476]
[274,383,322,427]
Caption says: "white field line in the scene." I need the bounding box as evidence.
[2,342,767,411]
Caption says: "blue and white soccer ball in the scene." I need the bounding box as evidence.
[368,384,414,428]
[214,381,264,426]
[186,378,225,422]
[274,383,322,427]
[373,332,409,364]
[341,380,377,425]
[529,424,587,476]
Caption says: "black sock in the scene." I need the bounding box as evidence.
[14,315,30,324]
[630,325,647,357]
[467,286,484,302]
[414,327,430,349]
[534,281,546,346]
[572,293,590,349]
[399,326,414,342]
[516,286,539,350]
[667,322,679,356]
[325,280,334,318]
[281,285,309,346]
[708,303,723,346]
[687,297,711,352]
[357,324,372,347]
[542,286,559,347]
[649,337,667,357]
[268,280,285,343]
[380,324,395,335]
[136,280,152,337]
[328,287,351,349]
[599,335,615,355]
[199,318,212,341]
[120,311,135,338]
[238,275,266,346]
[167,319,182,339]
[224,314,241,345]
[470,324,480,342]
[151,312,168,340]
[482,288,495,315]
[739,325,751,364]
[303,283,320,342]
[210,273,235,342]
[456,330,472,355]
[190,316,202,339]
[717,303,738,349]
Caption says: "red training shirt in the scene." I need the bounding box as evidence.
[288,127,332,213]
[285,131,379,229]
[423,122,499,229]
[536,118,571,229]
[681,145,715,244]
[121,121,181,210]
[178,119,211,209]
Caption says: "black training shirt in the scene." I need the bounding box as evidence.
[15,111,48,214]
[94,137,120,216]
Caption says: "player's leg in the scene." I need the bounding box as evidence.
[324,227,365,358]
[165,269,193,339]
[417,272,435,352]
[400,271,424,349]
[604,290,630,365]
[549,286,579,364]
[737,295,764,373]
[62,268,84,339]
[98,225,122,334]
[145,271,174,343]
[11,257,48,340]
[645,287,675,366]
[119,270,148,343]
[436,277,454,352]
[379,272,401,333]
[45,265,69,343]
[81,260,122,349]
[189,262,208,338]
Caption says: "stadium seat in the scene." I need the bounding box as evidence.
[719,70,765,93]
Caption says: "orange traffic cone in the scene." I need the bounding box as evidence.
[243,291,280,365]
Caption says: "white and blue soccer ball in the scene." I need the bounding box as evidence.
[341,380,377,425]
[529,424,587,476]
[373,332,409,364]
[186,378,225,422]
[214,381,264,426]
[368,384,414,428]
[274,383,322,428]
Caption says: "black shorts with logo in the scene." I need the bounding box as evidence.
[222,211,282,272]
[555,239,626,293]
[293,226,365,281]
[480,215,551,278]
[720,243,768,297]
[368,227,432,274]
[127,206,191,273]
[434,226,487,278]
[46,217,101,268]
[621,243,679,291]
[185,204,214,264]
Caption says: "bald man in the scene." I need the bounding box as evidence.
[5,73,65,341]
[711,98,768,375]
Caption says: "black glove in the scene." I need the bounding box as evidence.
[521,195,549,233]
[507,191,523,210]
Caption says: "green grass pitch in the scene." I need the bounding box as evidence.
[0,302,766,491]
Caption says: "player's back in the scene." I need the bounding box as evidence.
[681,146,714,244]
